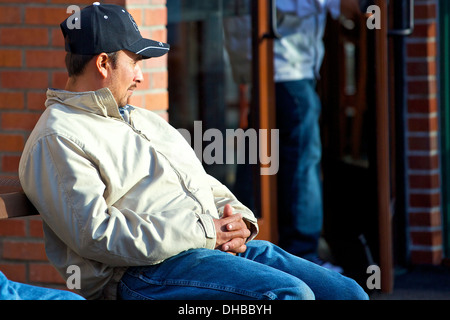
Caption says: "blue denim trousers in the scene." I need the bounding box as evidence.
[118,240,368,300]
[275,79,323,259]
[0,271,84,300]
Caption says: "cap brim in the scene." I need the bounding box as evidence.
[127,38,170,59]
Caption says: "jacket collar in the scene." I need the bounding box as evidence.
[45,88,122,120]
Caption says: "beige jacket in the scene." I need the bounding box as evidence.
[19,88,259,300]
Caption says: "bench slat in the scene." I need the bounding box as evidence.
[0,178,39,220]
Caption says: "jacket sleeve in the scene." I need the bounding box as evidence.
[206,174,259,241]
[19,134,215,267]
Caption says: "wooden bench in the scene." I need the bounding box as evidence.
[0,178,39,220]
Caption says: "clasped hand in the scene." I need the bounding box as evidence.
[213,204,251,255]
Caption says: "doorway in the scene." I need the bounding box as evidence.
[166,0,278,242]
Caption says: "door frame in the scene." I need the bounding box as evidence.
[375,0,394,293]
[439,0,450,258]
[251,0,278,243]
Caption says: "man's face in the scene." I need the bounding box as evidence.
[106,50,144,108]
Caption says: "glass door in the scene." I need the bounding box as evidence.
[166,0,278,242]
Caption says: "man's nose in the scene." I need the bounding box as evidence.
[134,64,144,83]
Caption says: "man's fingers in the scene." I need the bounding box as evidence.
[220,213,242,231]
[222,228,251,244]
[223,204,233,217]
[222,237,247,253]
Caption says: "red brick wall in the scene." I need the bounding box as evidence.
[406,0,442,264]
[0,0,168,290]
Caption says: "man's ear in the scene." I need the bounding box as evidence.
[95,53,110,79]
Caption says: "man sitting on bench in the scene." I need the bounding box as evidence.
[18,3,368,301]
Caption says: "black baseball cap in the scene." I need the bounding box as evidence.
[61,2,170,59]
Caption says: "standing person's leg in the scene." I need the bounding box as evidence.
[118,246,315,300]
[276,79,323,260]
[240,241,368,300]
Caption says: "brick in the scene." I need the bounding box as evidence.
[408,116,438,132]
[411,230,442,247]
[1,71,49,89]
[128,8,143,26]
[143,53,167,69]
[0,134,24,152]
[409,192,440,208]
[1,112,41,131]
[408,136,438,151]
[149,28,167,44]
[0,50,22,67]
[408,155,439,170]
[409,174,440,189]
[29,264,65,284]
[144,8,167,26]
[49,0,100,3]
[51,27,65,47]
[411,249,442,265]
[151,71,168,89]
[2,241,47,261]
[414,4,437,20]
[0,219,26,237]
[0,263,26,283]
[407,97,437,113]
[128,94,144,108]
[150,0,167,4]
[133,72,149,90]
[407,60,436,77]
[408,79,437,96]
[144,91,168,111]
[407,41,437,58]
[0,0,46,3]
[409,211,442,228]
[411,22,437,38]
[27,92,47,111]
[25,7,69,26]
[0,28,49,46]
[0,92,24,110]
[125,0,154,5]
[157,110,168,122]
[51,71,68,89]
[29,218,44,238]
[2,155,21,173]
[0,6,21,24]
[26,50,66,68]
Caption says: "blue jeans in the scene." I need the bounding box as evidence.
[118,241,368,300]
[0,271,84,300]
[276,79,323,259]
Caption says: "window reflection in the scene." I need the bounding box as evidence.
[167,0,255,211]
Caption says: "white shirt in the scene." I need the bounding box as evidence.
[274,0,340,82]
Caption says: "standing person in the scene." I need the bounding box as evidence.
[19,3,368,300]
[275,0,361,271]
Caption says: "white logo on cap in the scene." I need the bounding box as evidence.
[128,13,139,32]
